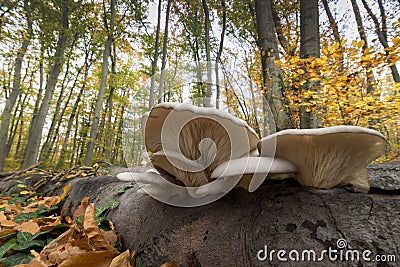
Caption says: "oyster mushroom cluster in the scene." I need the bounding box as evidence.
[117,102,388,199]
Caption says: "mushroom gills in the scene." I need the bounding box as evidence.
[258,126,388,192]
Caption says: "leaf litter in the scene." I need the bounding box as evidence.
[0,169,178,267]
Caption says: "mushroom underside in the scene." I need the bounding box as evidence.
[259,132,387,192]
[150,116,258,187]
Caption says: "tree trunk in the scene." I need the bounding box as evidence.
[23,0,69,168]
[202,0,212,107]
[104,44,117,161]
[57,163,400,267]
[321,0,340,44]
[350,0,376,94]
[148,0,162,109]
[299,0,321,129]
[0,0,32,171]
[360,0,400,83]
[157,0,172,103]
[254,0,291,131]
[84,0,115,166]
[270,0,293,55]
[39,43,75,163]
[215,0,226,110]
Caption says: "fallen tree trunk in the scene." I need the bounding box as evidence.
[0,163,398,266]
[57,163,400,267]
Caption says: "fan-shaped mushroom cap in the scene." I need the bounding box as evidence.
[144,102,259,155]
[258,126,388,192]
[145,102,260,187]
[210,157,298,191]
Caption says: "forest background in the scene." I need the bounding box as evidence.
[0,0,399,172]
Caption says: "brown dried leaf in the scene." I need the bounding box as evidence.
[82,204,115,251]
[58,250,115,267]
[15,221,40,235]
[38,216,62,231]
[39,225,75,259]
[160,263,179,267]
[27,197,58,209]
[14,259,47,267]
[0,211,7,221]
[100,229,118,247]
[0,228,17,239]
[109,250,132,267]
[0,214,17,227]
[73,197,90,219]
[6,203,24,215]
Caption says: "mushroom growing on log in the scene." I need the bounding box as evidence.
[144,102,260,188]
[257,126,388,192]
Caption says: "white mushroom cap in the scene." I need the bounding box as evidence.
[210,156,298,192]
[258,126,388,192]
[144,102,259,155]
[145,102,260,187]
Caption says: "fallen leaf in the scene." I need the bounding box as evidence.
[109,250,132,267]
[160,263,179,267]
[58,250,115,267]
[83,204,115,251]
[55,183,71,205]
[15,221,40,235]
[73,197,90,219]
[101,229,118,247]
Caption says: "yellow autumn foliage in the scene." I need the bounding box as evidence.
[279,38,400,161]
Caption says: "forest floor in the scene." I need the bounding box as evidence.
[0,165,176,267]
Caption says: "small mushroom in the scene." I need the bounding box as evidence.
[209,156,298,192]
[257,126,388,192]
[144,102,260,187]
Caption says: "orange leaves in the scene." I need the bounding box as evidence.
[17,200,119,267]
[14,221,40,235]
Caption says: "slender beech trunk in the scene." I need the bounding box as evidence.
[149,0,162,109]
[299,0,321,129]
[215,0,226,109]
[84,0,115,166]
[39,56,71,162]
[361,0,400,83]
[202,0,212,107]
[350,0,376,93]
[321,0,341,44]
[23,0,69,168]
[270,0,293,55]
[255,0,291,131]
[104,44,116,161]
[158,0,172,103]
[0,0,32,171]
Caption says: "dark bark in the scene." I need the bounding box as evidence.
[104,44,117,161]
[48,163,400,267]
